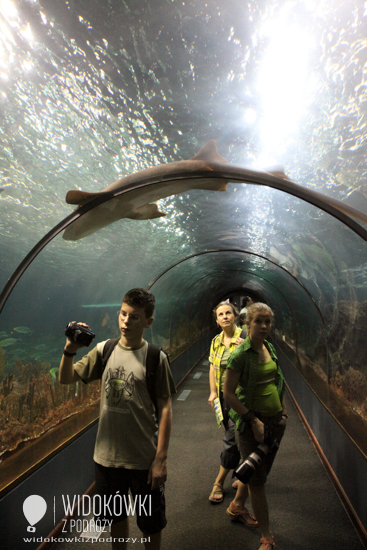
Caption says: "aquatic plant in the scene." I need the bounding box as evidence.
[18,393,27,421]
[169,317,206,359]
[325,300,367,375]
[16,358,49,384]
[331,367,367,405]
[310,362,328,383]
[0,347,5,378]
[0,356,101,457]
[2,374,13,397]
[26,382,35,423]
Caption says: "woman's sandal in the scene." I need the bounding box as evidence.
[259,536,275,550]
[226,500,259,527]
[208,483,224,503]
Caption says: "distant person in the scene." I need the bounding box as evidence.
[238,297,253,336]
[207,301,257,527]
[238,312,247,332]
[224,302,287,550]
[59,288,176,550]
[240,296,253,317]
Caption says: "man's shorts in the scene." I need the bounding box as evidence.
[236,411,286,486]
[94,462,167,535]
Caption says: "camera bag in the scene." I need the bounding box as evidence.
[100,339,162,413]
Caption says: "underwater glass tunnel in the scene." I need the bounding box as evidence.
[0,0,366,546]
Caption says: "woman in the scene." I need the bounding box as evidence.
[207,301,257,526]
[224,303,287,550]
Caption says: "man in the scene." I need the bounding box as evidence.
[240,296,253,317]
[59,288,176,550]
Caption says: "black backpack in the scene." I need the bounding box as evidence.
[100,339,162,413]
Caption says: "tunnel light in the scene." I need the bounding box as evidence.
[256,11,316,157]
[20,23,34,43]
[0,0,18,20]
[256,152,281,170]
[0,19,16,51]
[244,107,257,124]
[21,59,32,72]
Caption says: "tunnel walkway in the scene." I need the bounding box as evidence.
[53,353,364,550]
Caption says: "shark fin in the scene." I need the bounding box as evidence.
[66,190,103,206]
[191,140,228,164]
[125,203,166,220]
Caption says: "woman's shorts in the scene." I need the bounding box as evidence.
[94,462,167,535]
[235,411,286,486]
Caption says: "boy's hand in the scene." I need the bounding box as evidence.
[147,456,167,490]
[64,322,89,352]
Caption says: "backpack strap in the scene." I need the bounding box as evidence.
[146,343,162,415]
[240,329,247,339]
[101,338,162,415]
[100,338,120,373]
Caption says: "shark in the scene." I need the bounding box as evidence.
[62,140,367,241]
[62,140,228,240]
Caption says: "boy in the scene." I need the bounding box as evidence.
[59,288,176,550]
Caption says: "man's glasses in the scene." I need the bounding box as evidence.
[117,310,141,322]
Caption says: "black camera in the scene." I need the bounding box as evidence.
[234,424,280,484]
[65,322,95,347]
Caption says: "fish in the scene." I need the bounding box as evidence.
[63,139,367,241]
[101,313,110,327]
[32,354,46,361]
[35,344,48,350]
[49,367,59,379]
[13,326,33,334]
[62,140,228,240]
[0,338,18,347]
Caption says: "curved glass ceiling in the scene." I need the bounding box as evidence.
[1,0,367,286]
[1,175,365,369]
